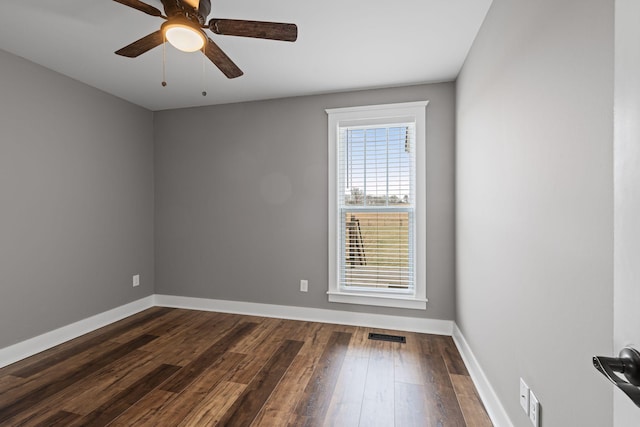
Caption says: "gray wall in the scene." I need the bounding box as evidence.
[155,83,456,320]
[614,0,640,425]
[456,1,613,426]
[0,49,155,349]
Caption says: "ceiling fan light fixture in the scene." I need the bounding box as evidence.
[162,19,206,52]
[115,0,298,79]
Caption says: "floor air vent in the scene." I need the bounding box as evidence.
[368,333,406,343]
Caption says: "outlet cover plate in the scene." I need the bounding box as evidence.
[519,378,530,415]
[300,279,308,292]
[133,274,140,287]
[529,390,540,427]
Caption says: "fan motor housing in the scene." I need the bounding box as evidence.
[161,0,211,25]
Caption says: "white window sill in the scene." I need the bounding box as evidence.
[327,291,427,310]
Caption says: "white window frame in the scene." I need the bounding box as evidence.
[326,101,428,310]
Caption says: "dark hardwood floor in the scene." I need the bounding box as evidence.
[0,307,492,426]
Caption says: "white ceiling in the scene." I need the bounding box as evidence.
[0,0,492,111]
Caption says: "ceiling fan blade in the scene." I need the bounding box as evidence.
[209,19,298,42]
[115,30,164,57]
[204,37,243,79]
[113,0,163,17]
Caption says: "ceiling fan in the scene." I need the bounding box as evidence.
[113,0,298,79]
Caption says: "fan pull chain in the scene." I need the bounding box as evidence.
[161,33,167,87]
[201,47,207,97]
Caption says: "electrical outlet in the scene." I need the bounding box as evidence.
[300,279,308,292]
[520,378,530,415]
[529,390,540,427]
[133,274,140,287]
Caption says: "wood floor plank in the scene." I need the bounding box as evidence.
[250,409,292,427]
[292,331,352,426]
[218,339,305,427]
[143,351,247,426]
[438,336,469,376]
[33,410,81,427]
[395,332,426,385]
[179,380,247,426]
[324,327,372,427]
[16,314,235,425]
[9,349,161,425]
[0,334,158,425]
[139,310,219,350]
[451,374,493,427]
[10,308,173,379]
[0,309,179,415]
[417,333,441,356]
[226,319,304,385]
[394,382,429,427]
[110,308,196,344]
[322,353,369,427]
[0,374,26,395]
[359,340,396,427]
[227,317,281,354]
[76,363,181,426]
[347,327,375,358]
[141,311,244,367]
[418,346,466,426]
[321,327,371,427]
[250,322,327,427]
[0,307,170,377]
[160,322,258,393]
[282,321,332,359]
[0,340,123,407]
[56,349,158,415]
[108,389,177,426]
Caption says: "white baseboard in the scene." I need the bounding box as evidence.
[153,294,454,336]
[0,296,154,369]
[452,323,513,427]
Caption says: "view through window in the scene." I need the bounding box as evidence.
[339,125,415,292]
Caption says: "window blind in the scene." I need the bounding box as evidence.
[338,124,416,291]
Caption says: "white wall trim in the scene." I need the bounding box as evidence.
[0,296,154,369]
[326,101,429,310]
[452,323,513,427]
[154,294,453,335]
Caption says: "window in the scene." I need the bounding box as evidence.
[327,101,428,310]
